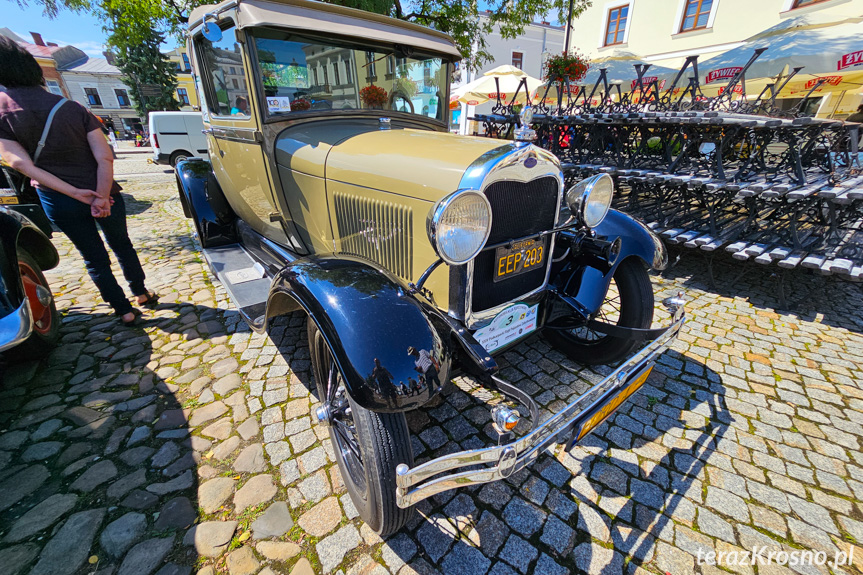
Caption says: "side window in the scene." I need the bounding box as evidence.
[197,24,251,118]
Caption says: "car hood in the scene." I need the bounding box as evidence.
[324,128,508,203]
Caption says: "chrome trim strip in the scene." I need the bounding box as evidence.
[0,300,34,353]
[209,126,262,144]
[395,302,685,508]
[457,143,564,329]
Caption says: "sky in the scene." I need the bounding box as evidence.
[3,0,183,56]
[3,0,557,59]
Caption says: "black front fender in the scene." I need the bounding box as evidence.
[552,209,665,316]
[265,256,454,413]
[175,159,236,248]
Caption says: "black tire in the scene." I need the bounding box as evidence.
[170,150,191,167]
[307,319,414,536]
[8,250,60,361]
[545,257,654,365]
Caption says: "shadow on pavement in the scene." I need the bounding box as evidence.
[0,302,206,575]
[662,250,863,334]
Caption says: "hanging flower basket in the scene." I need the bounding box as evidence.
[360,85,388,108]
[544,51,590,83]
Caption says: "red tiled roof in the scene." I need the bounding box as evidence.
[20,42,65,59]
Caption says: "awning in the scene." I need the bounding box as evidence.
[699,15,863,96]
[452,65,545,106]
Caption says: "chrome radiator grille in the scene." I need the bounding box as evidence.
[471,176,559,313]
[333,192,414,281]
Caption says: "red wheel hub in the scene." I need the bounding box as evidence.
[18,262,53,335]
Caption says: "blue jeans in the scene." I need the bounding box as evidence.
[38,189,146,316]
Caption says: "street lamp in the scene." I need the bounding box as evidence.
[563,0,575,54]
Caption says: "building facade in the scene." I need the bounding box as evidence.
[60,57,142,137]
[567,0,862,68]
[451,15,565,132]
[166,46,200,110]
[0,28,88,99]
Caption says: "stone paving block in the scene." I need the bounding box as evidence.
[5,176,863,575]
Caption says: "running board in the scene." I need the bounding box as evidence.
[202,244,271,330]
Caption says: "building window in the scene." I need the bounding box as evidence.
[182,53,191,72]
[332,62,340,86]
[177,88,190,105]
[115,89,130,107]
[512,51,524,69]
[84,87,102,106]
[365,52,377,81]
[345,60,352,84]
[232,78,239,89]
[46,80,63,95]
[229,66,236,75]
[605,5,629,46]
[792,0,829,6]
[680,0,713,32]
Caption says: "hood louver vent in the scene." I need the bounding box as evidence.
[334,193,414,281]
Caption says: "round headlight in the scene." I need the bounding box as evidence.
[565,173,614,228]
[427,190,492,265]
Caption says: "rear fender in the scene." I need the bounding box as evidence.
[0,208,59,311]
[265,256,454,413]
[175,159,237,247]
[554,209,665,316]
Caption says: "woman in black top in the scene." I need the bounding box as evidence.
[0,37,154,324]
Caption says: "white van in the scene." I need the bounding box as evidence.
[149,112,209,166]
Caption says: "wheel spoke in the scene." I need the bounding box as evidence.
[327,362,338,403]
[333,419,362,462]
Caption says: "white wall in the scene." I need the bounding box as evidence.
[61,73,138,113]
[452,18,565,133]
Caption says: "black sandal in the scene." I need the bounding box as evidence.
[119,308,143,325]
[136,291,159,308]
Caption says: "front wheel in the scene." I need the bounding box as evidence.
[307,319,414,536]
[545,257,654,365]
[9,250,60,361]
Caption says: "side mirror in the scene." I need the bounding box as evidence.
[202,20,222,42]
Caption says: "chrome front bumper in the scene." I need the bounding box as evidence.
[395,294,685,508]
[0,300,34,353]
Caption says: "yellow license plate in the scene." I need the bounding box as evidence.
[0,196,19,205]
[573,365,653,444]
[494,237,547,282]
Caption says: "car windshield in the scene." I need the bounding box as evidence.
[252,29,449,122]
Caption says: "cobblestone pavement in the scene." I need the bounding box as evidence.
[1,159,862,575]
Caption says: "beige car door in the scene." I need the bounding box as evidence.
[194,20,291,246]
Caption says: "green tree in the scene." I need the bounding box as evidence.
[18,0,590,72]
[109,23,180,117]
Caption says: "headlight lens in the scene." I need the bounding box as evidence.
[565,173,614,228]
[427,190,492,265]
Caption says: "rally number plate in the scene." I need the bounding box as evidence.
[494,237,547,282]
[473,303,539,354]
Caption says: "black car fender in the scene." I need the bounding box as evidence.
[0,207,59,311]
[553,209,667,316]
[174,159,237,247]
[265,255,454,413]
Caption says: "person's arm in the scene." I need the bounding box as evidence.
[0,138,97,204]
[86,128,114,199]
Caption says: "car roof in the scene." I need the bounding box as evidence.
[188,0,462,60]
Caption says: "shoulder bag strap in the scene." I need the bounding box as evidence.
[33,97,68,165]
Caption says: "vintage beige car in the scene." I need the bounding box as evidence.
[177,0,685,536]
